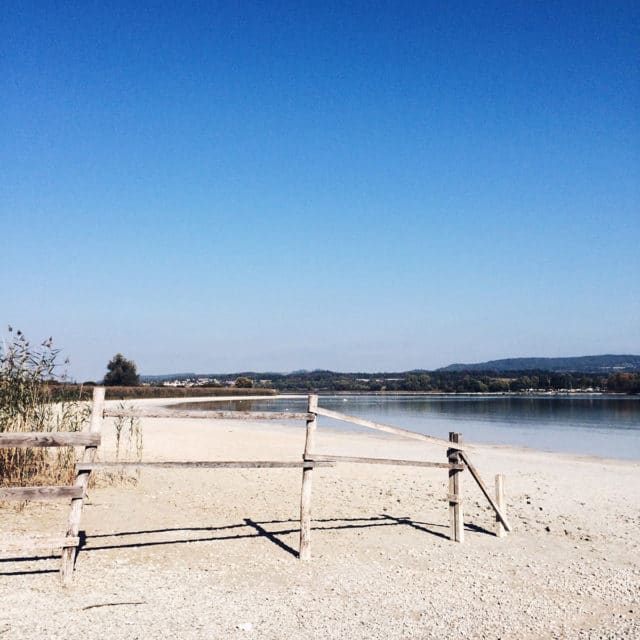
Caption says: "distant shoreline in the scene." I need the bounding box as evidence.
[313,390,637,398]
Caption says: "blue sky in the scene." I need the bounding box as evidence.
[1,2,638,380]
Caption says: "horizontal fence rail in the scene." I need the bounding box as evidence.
[305,454,464,469]
[146,394,308,402]
[0,486,84,501]
[314,407,463,450]
[104,409,313,421]
[77,460,335,471]
[0,432,101,448]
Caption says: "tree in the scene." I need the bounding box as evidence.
[234,376,253,388]
[104,354,140,386]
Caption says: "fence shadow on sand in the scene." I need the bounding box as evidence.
[0,512,497,578]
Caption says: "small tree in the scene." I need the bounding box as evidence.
[234,376,253,388]
[104,354,140,386]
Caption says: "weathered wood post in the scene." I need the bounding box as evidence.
[495,474,506,538]
[60,385,105,585]
[299,394,318,560]
[448,432,464,542]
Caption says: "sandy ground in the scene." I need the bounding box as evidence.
[1,397,639,639]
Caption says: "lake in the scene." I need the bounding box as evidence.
[173,394,640,461]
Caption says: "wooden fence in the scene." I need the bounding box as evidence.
[0,386,105,585]
[1,388,511,585]
[300,398,511,556]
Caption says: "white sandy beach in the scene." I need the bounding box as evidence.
[1,397,639,639]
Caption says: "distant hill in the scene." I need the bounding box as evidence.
[438,355,640,374]
[142,356,640,382]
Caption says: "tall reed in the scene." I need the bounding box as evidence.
[0,328,90,487]
[108,402,143,485]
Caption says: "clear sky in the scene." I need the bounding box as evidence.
[2,2,638,381]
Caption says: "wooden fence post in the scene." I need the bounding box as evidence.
[495,474,506,538]
[299,394,318,560]
[448,432,464,543]
[60,386,105,585]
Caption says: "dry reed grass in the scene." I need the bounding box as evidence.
[0,328,143,503]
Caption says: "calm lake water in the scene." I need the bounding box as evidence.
[174,395,640,461]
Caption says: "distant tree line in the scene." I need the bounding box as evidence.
[216,369,640,394]
[108,354,640,396]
